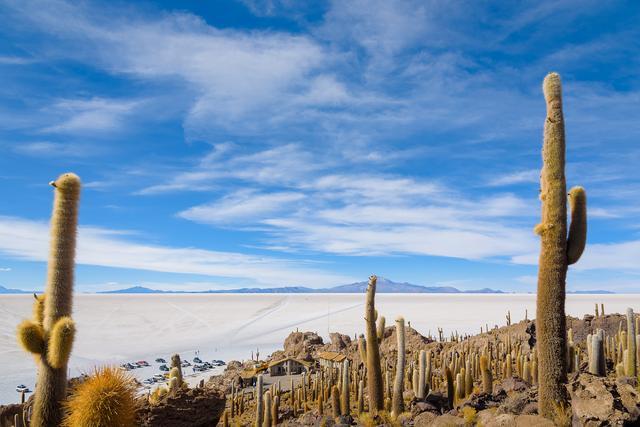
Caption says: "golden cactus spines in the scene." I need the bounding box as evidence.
[364,275,384,412]
[567,186,587,265]
[536,73,587,418]
[17,173,81,427]
[62,366,136,427]
[47,316,76,369]
[480,355,492,394]
[17,319,46,355]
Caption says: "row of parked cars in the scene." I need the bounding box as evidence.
[119,360,150,371]
[141,357,225,386]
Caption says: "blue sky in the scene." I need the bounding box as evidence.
[0,0,639,292]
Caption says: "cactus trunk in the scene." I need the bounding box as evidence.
[24,174,80,427]
[391,317,405,419]
[535,73,587,418]
[364,275,384,412]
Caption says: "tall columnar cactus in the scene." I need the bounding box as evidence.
[364,275,384,412]
[262,390,272,427]
[626,308,637,377]
[480,355,492,394]
[535,73,587,418]
[255,374,264,427]
[445,367,454,409]
[391,317,405,419]
[62,367,136,427]
[340,358,350,416]
[331,385,341,418]
[16,173,80,427]
[417,350,427,399]
[588,333,605,376]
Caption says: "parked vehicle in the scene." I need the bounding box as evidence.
[143,378,155,385]
[155,358,166,363]
[136,360,149,367]
[16,385,30,393]
[193,357,202,363]
[181,361,191,367]
[159,364,169,372]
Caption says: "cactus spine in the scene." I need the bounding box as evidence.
[364,275,384,412]
[391,317,405,419]
[535,73,587,418]
[626,308,637,377]
[62,367,136,427]
[16,173,80,427]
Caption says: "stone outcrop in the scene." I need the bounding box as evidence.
[136,386,225,427]
[568,373,640,426]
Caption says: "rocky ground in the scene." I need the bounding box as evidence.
[1,313,637,426]
[209,313,640,426]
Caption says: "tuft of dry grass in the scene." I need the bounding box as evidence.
[552,401,572,427]
[62,366,137,427]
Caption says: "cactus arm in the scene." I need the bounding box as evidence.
[47,316,75,369]
[376,315,385,343]
[17,320,46,355]
[33,294,46,326]
[566,186,587,265]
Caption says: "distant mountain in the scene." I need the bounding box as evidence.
[99,278,506,294]
[328,277,463,293]
[100,286,170,294]
[568,290,615,294]
[0,285,32,294]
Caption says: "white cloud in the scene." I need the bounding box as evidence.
[512,240,640,272]
[487,169,539,187]
[172,145,539,260]
[0,267,11,272]
[179,191,306,225]
[42,98,142,134]
[0,216,355,287]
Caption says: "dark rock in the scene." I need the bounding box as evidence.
[411,401,439,416]
[136,386,225,427]
[495,376,529,394]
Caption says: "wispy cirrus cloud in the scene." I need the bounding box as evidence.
[42,97,142,134]
[0,216,355,287]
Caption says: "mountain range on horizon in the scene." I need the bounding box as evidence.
[96,277,615,295]
[0,278,617,295]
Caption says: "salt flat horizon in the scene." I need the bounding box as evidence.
[1,293,639,404]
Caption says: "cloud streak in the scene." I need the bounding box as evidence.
[0,216,355,287]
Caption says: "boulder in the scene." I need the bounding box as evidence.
[136,386,225,427]
[328,333,351,351]
[283,331,324,360]
[569,373,638,426]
